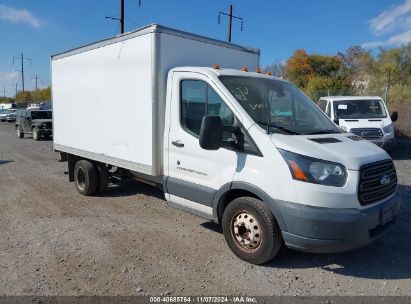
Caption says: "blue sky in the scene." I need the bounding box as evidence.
[1,0,410,97]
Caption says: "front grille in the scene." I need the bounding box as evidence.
[350,128,383,140]
[358,160,397,205]
[42,122,52,129]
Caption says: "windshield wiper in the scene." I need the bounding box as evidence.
[305,129,340,135]
[257,121,300,135]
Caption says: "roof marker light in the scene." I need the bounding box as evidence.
[266,72,273,75]
[255,68,261,73]
[242,67,249,72]
[213,64,221,69]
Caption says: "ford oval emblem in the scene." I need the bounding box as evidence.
[380,175,391,185]
[361,131,369,136]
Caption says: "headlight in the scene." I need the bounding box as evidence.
[383,124,394,134]
[279,149,347,187]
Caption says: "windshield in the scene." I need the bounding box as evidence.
[31,111,52,120]
[219,76,339,135]
[334,99,387,119]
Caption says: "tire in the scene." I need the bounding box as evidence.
[95,162,109,193]
[33,128,40,141]
[74,160,98,196]
[222,197,282,265]
[16,127,24,138]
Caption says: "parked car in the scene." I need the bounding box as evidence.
[0,109,6,122]
[52,24,401,265]
[5,109,17,122]
[15,109,53,140]
[317,96,398,151]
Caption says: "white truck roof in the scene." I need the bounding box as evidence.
[319,96,383,102]
[52,23,259,61]
[171,67,285,81]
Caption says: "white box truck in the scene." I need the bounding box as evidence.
[52,24,401,264]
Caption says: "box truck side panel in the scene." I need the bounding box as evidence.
[52,33,154,174]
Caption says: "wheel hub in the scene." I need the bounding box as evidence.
[232,212,261,250]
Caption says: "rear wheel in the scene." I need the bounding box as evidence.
[222,197,282,265]
[33,128,40,141]
[74,160,98,196]
[16,127,24,138]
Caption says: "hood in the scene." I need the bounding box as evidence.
[271,133,390,170]
[338,118,390,130]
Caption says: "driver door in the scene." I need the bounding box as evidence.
[166,72,240,217]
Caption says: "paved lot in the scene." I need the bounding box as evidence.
[0,122,410,296]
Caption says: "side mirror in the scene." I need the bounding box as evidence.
[391,111,398,122]
[333,118,339,125]
[199,116,222,150]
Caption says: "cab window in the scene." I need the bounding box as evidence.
[180,80,261,155]
[181,80,235,136]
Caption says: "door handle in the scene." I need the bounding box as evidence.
[172,140,184,148]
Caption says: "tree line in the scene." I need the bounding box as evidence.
[0,86,51,104]
[265,44,411,104]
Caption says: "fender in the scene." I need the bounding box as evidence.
[212,181,288,231]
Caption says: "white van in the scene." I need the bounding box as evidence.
[52,24,401,264]
[317,96,398,150]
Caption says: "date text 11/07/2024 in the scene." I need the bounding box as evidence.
[149,296,257,303]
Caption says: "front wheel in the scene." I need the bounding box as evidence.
[33,128,40,141]
[16,127,24,138]
[222,197,282,265]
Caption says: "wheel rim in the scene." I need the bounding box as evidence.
[76,167,86,190]
[231,211,262,251]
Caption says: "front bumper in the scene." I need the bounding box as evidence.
[38,129,52,136]
[277,192,401,253]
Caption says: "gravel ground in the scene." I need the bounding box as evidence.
[0,122,410,296]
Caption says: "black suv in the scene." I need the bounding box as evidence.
[15,110,53,140]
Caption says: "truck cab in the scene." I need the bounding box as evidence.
[317,96,398,150]
[163,67,401,263]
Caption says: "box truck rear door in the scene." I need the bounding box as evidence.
[166,72,239,216]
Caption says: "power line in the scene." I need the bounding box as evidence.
[13,53,31,92]
[31,0,100,59]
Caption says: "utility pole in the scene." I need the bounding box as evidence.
[228,4,233,43]
[120,0,124,34]
[15,83,18,96]
[218,4,244,43]
[32,75,39,91]
[106,0,142,35]
[13,53,31,92]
